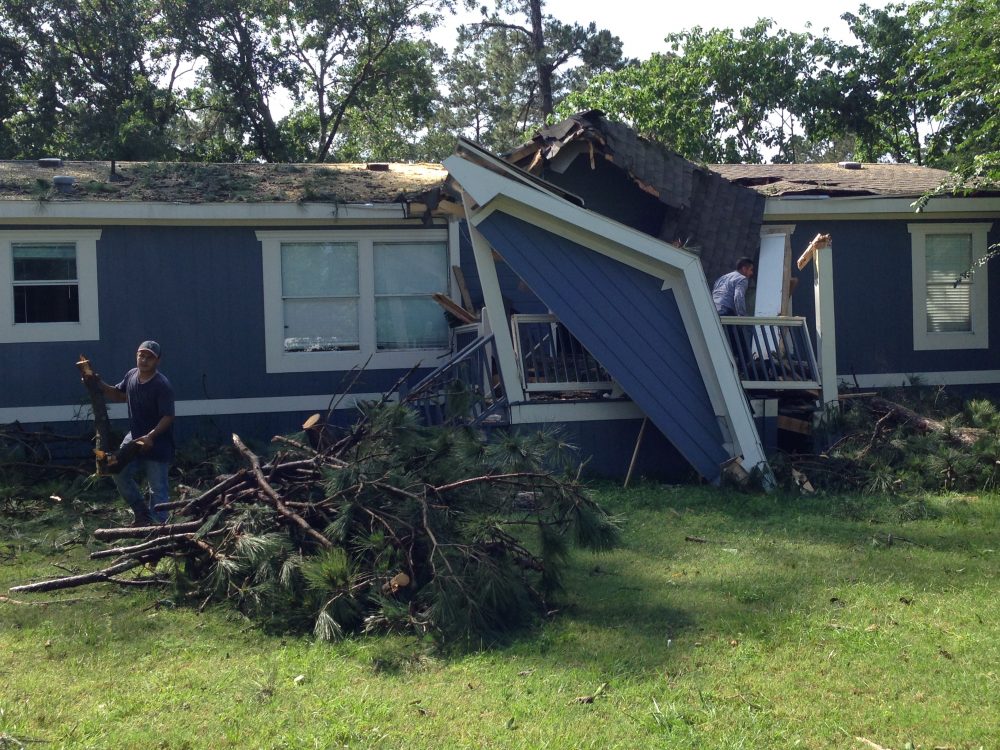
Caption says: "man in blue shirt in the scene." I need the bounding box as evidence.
[88,340,175,525]
[712,257,755,316]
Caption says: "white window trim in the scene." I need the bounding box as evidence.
[909,222,992,351]
[0,229,102,343]
[257,228,456,373]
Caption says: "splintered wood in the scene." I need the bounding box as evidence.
[796,233,832,270]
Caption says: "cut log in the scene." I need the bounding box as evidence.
[9,557,148,593]
[76,355,112,474]
[868,397,982,446]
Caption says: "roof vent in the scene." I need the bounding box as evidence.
[838,161,862,170]
[38,157,63,168]
[53,175,76,193]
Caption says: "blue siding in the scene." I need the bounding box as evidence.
[459,221,547,315]
[0,224,436,439]
[786,219,999,379]
[475,212,729,480]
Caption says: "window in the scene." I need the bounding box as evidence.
[909,223,992,350]
[281,242,360,352]
[258,229,454,373]
[0,230,101,343]
[374,241,450,350]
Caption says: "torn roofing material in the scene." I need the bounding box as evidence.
[709,162,955,198]
[504,110,766,285]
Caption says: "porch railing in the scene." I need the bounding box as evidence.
[510,314,613,393]
[720,316,821,390]
[403,333,507,425]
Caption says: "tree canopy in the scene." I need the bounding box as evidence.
[0,0,996,178]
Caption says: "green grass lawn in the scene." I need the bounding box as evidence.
[2,481,997,749]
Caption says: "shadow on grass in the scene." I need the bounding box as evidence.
[510,483,1000,677]
[4,482,997,686]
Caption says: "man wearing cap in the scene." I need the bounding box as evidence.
[88,340,175,525]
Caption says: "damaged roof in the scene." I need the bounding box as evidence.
[505,110,766,285]
[709,162,955,197]
[0,160,447,204]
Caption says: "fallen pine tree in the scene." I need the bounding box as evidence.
[773,393,1000,495]
[11,403,620,645]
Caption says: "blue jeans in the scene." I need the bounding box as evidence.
[113,458,170,524]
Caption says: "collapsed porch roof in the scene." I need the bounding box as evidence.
[445,138,769,484]
[504,110,767,285]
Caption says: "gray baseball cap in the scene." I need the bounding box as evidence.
[138,340,161,358]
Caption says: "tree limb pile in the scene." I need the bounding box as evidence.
[11,404,620,644]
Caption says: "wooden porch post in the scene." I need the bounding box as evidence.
[810,237,838,406]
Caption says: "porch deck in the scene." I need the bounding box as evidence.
[406,313,821,427]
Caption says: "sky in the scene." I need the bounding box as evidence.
[434,0,910,57]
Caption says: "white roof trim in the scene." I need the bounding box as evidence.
[0,200,407,224]
[764,195,1000,219]
[444,155,701,275]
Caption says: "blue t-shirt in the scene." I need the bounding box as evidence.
[115,368,175,462]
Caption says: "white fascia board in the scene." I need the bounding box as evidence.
[847,369,1000,388]
[763,195,1000,220]
[509,400,645,424]
[0,200,407,225]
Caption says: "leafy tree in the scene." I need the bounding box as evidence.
[448,0,624,151]
[0,20,32,158]
[429,27,538,156]
[279,0,443,162]
[914,0,1000,182]
[909,0,1000,276]
[828,3,939,164]
[168,0,297,162]
[564,20,824,164]
[173,0,445,162]
[0,0,182,164]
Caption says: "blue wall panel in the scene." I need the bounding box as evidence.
[786,219,999,379]
[475,212,728,480]
[459,221,547,316]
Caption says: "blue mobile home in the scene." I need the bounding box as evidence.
[0,149,771,483]
[4,115,992,483]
